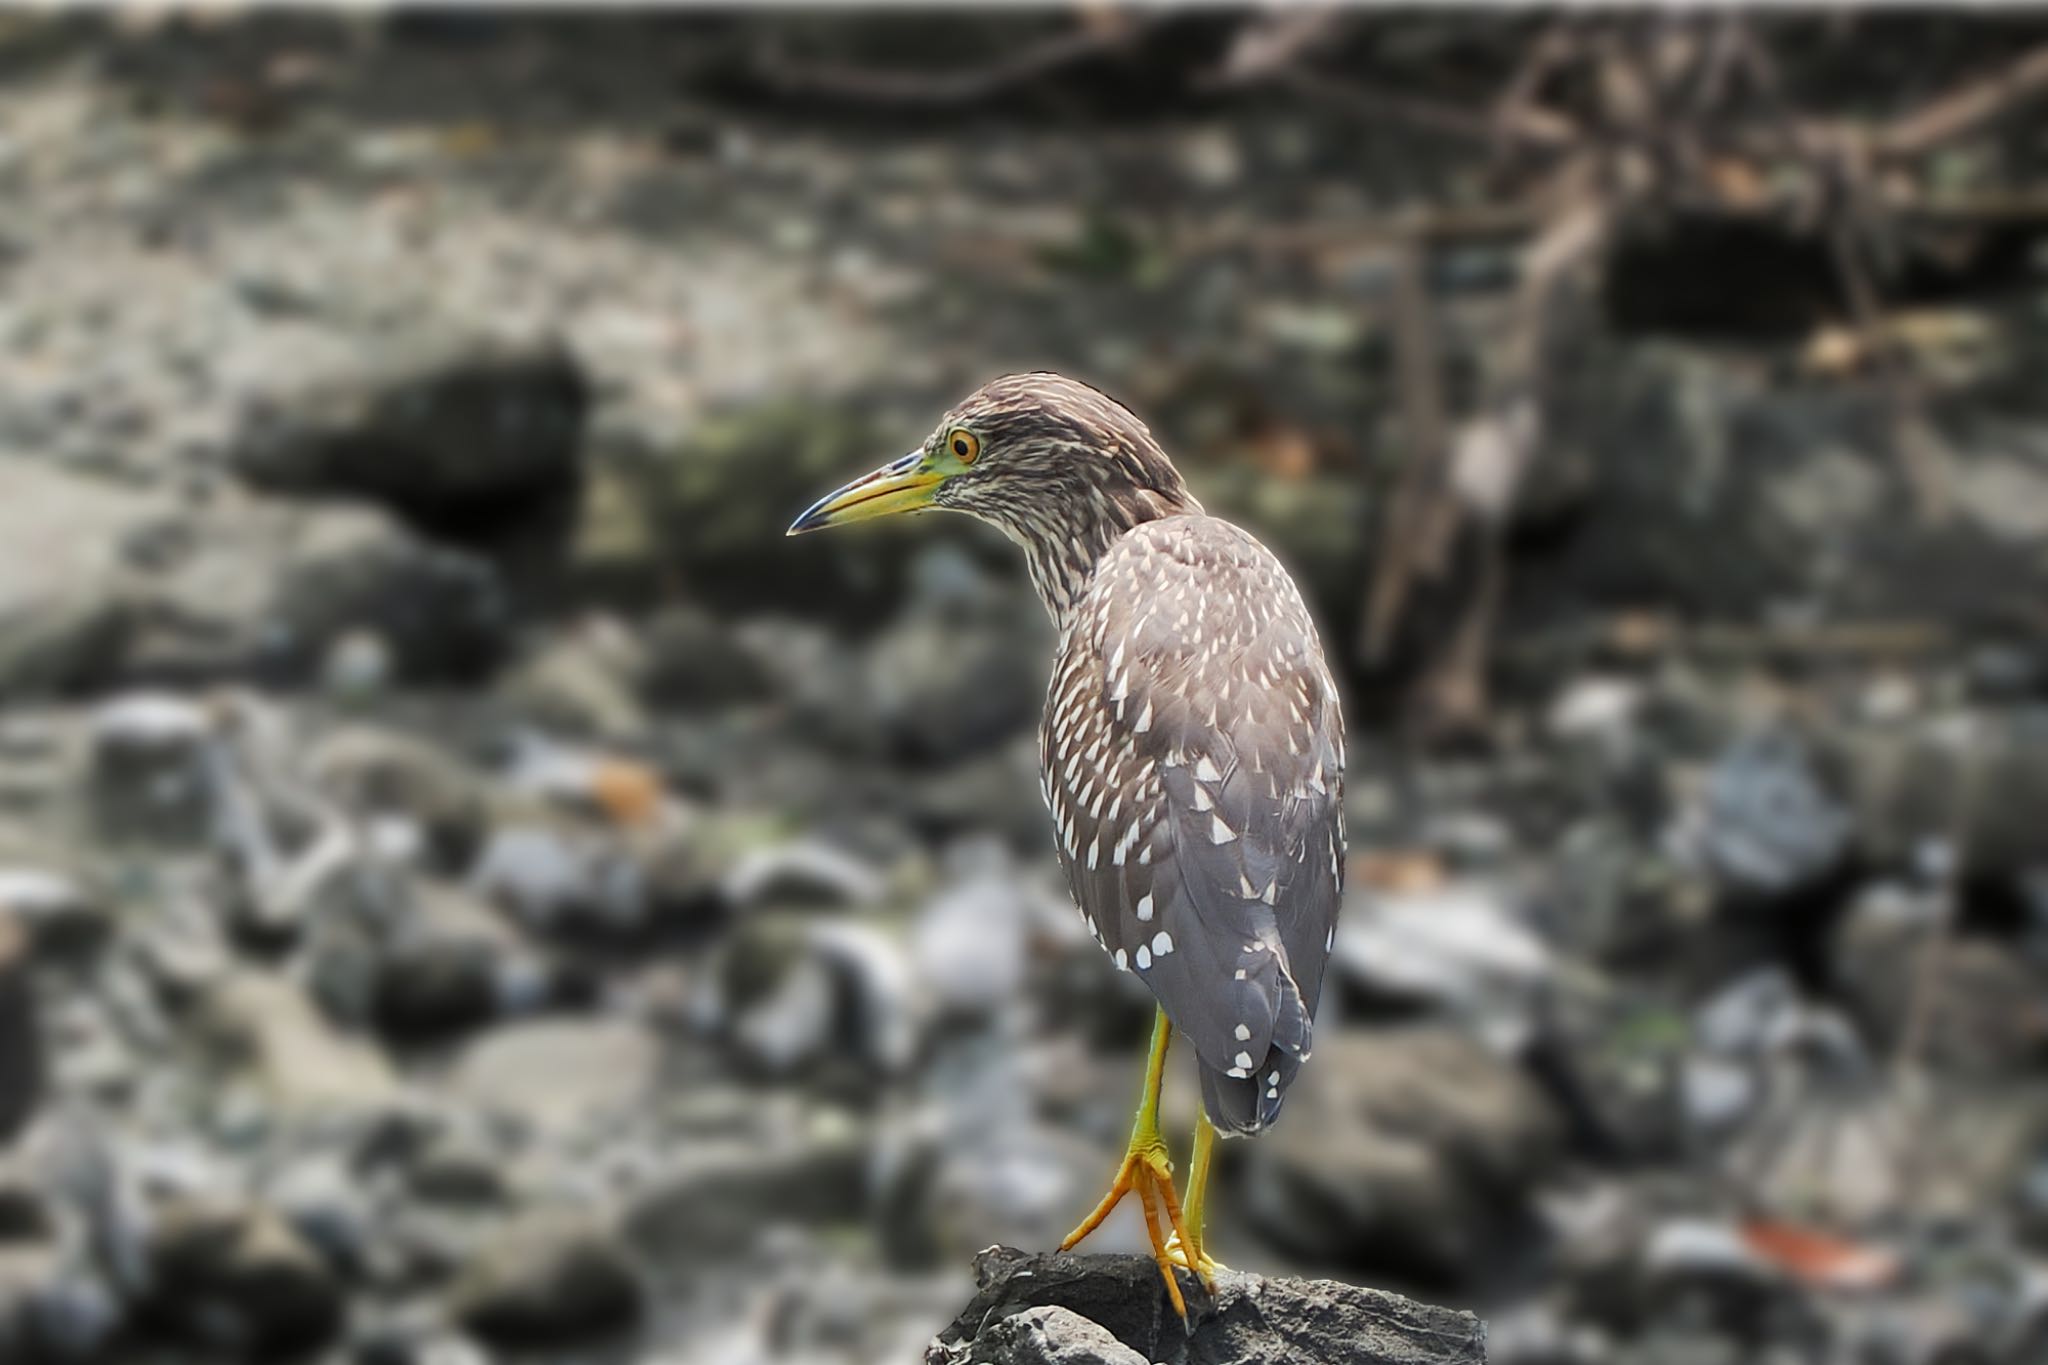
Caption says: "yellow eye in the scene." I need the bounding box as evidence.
[948,428,980,465]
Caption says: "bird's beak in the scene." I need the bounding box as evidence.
[786,452,942,535]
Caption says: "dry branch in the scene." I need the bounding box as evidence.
[1877,42,2048,158]
[747,14,1146,108]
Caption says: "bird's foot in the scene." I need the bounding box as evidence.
[1059,1137,1207,1317]
[1164,1230,1227,1282]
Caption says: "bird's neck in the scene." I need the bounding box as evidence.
[997,478,1200,631]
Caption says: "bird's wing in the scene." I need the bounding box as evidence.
[1040,516,1345,1133]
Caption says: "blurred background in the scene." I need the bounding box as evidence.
[3,7,2048,1363]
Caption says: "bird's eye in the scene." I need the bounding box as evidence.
[949,429,980,465]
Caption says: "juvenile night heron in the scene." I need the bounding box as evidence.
[789,373,1345,1314]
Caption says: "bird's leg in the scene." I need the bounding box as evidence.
[1059,1005,1202,1316]
[1166,1116,1227,1281]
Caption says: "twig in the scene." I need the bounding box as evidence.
[1210,7,1347,89]
[1877,42,2048,158]
[1281,67,1581,150]
[1358,230,1451,668]
[747,14,1146,108]
[1825,211,1952,523]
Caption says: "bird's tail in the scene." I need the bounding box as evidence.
[1197,961,1311,1136]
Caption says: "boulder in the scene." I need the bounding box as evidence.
[1241,1028,1565,1284]
[194,970,398,1115]
[139,1199,343,1355]
[449,1018,660,1133]
[85,691,215,846]
[0,465,509,690]
[0,918,41,1147]
[623,1115,867,1275]
[307,725,492,873]
[136,491,508,684]
[445,1210,640,1348]
[1519,335,2048,641]
[926,1246,1486,1365]
[958,1306,1147,1365]
[0,464,144,696]
[227,329,588,538]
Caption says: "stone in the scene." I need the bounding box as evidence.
[449,1018,659,1132]
[926,1246,1487,1365]
[1241,1027,1564,1283]
[863,596,1045,766]
[468,822,647,937]
[0,917,42,1148]
[0,868,108,961]
[1832,883,2048,1074]
[722,838,886,910]
[1522,336,2048,639]
[194,970,397,1115]
[593,396,932,615]
[127,490,509,685]
[499,624,649,741]
[961,1305,1147,1365]
[1331,881,1553,1049]
[912,863,1033,1016]
[307,725,490,872]
[227,329,588,538]
[138,1198,344,1355]
[1836,709,2048,878]
[0,464,146,696]
[623,1118,867,1275]
[1670,730,1851,898]
[86,691,214,846]
[639,604,772,709]
[445,1210,640,1347]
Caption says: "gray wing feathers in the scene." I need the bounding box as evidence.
[1041,516,1345,1135]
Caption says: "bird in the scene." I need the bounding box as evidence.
[788,372,1345,1316]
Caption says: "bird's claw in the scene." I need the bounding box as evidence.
[1059,1141,1204,1317]
[1163,1231,1226,1284]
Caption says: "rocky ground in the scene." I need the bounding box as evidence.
[4,12,2048,1365]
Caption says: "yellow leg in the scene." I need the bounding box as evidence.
[1167,1117,1227,1279]
[1059,1006,1204,1315]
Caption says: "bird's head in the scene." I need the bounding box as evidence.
[787,372,1197,542]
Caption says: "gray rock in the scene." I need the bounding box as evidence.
[1837,709,2048,878]
[1526,337,2048,639]
[0,868,108,962]
[445,1210,640,1347]
[623,1119,867,1275]
[194,970,397,1115]
[1332,882,1553,1049]
[1671,731,1850,898]
[864,597,1045,766]
[86,691,214,845]
[227,330,588,531]
[449,1018,659,1132]
[640,604,773,710]
[0,464,141,696]
[0,918,42,1147]
[499,623,650,741]
[307,725,490,872]
[723,838,886,910]
[913,863,1034,1016]
[715,914,919,1078]
[139,1198,343,1355]
[130,491,509,685]
[0,1239,123,1364]
[584,396,933,615]
[926,1246,1486,1365]
[468,822,647,937]
[1242,1028,1564,1282]
[962,1305,1147,1365]
[1833,883,2048,1073]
